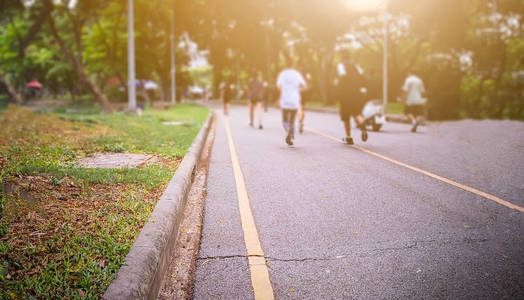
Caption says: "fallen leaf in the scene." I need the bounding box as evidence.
[76,289,85,297]
[201,259,210,267]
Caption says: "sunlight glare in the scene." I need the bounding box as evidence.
[344,0,386,11]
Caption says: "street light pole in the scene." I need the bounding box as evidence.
[382,4,388,110]
[127,0,136,110]
[170,10,176,105]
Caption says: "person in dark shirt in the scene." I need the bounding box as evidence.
[221,80,233,115]
[248,71,264,129]
[337,53,368,145]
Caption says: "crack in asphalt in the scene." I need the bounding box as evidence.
[197,254,248,261]
[196,238,489,263]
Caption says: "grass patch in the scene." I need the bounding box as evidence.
[0,96,8,114]
[386,102,405,115]
[305,100,338,108]
[0,104,208,298]
[306,101,405,115]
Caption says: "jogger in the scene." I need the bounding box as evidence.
[298,72,311,134]
[337,53,368,145]
[248,71,264,129]
[402,70,426,132]
[282,109,298,145]
[277,53,307,146]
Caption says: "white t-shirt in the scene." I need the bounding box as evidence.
[402,75,425,105]
[277,69,306,109]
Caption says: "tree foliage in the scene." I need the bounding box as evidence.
[0,0,522,119]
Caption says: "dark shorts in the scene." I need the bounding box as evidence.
[405,104,424,116]
[339,99,364,121]
[250,97,263,104]
[223,97,231,104]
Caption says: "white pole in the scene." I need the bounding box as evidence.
[382,7,388,110]
[170,11,176,104]
[127,0,136,110]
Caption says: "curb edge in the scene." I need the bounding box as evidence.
[104,110,215,300]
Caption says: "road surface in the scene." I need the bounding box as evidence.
[192,105,524,299]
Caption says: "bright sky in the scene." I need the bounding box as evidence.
[344,0,387,11]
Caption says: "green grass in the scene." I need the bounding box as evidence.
[54,105,103,114]
[0,95,8,114]
[306,100,405,115]
[386,102,405,115]
[305,100,338,108]
[65,104,208,158]
[0,104,209,299]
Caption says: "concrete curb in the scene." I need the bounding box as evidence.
[104,111,215,300]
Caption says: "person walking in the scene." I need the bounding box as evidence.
[337,53,368,145]
[221,80,232,115]
[277,54,307,146]
[402,70,426,132]
[248,71,264,129]
[298,71,312,134]
[262,81,270,112]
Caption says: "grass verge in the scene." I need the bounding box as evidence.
[0,104,208,299]
[386,102,405,115]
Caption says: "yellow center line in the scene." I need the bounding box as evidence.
[223,114,275,300]
[305,126,524,213]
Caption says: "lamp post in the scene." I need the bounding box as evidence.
[170,10,176,104]
[382,2,388,109]
[127,0,136,110]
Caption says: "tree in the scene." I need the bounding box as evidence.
[47,0,112,112]
[0,0,53,103]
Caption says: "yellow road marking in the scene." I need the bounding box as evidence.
[223,114,275,300]
[305,126,524,213]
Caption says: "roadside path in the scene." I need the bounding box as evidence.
[192,105,524,299]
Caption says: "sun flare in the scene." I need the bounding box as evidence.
[344,0,387,11]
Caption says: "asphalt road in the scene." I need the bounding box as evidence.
[192,105,524,299]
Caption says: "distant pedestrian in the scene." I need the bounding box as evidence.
[402,70,426,132]
[262,81,270,112]
[298,70,312,134]
[277,54,307,146]
[337,53,368,145]
[248,71,264,129]
[221,80,233,115]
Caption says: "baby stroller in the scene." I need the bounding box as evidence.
[361,100,386,132]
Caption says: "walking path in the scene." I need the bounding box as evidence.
[192,105,524,299]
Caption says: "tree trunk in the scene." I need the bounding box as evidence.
[76,62,112,112]
[48,18,112,113]
[0,74,22,104]
[18,0,53,58]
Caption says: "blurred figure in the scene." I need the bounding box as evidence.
[248,71,264,129]
[182,88,189,102]
[262,81,270,112]
[221,80,233,115]
[277,54,307,146]
[298,70,312,134]
[402,70,426,132]
[337,53,368,145]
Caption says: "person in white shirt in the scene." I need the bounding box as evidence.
[277,54,307,146]
[402,70,426,132]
